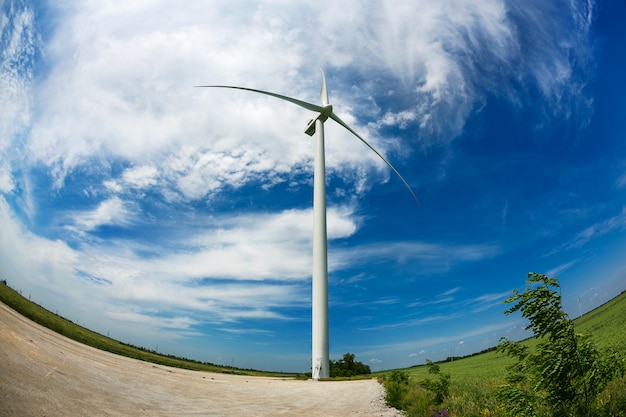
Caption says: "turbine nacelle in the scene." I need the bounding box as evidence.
[305,118,317,136]
[305,105,333,136]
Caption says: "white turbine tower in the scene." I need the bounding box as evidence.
[197,72,418,380]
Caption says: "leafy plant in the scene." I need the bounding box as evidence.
[496,272,625,417]
[382,361,453,416]
[384,370,410,409]
[422,359,451,404]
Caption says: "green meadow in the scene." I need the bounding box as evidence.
[379,290,626,378]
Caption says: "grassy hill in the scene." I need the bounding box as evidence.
[573,290,626,352]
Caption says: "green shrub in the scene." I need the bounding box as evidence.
[384,370,410,409]
[421,359,451,404]
[382,365,454,416]
[497,272,626,417]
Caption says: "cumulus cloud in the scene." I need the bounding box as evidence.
[120,165,159,189]
[0,194,362,332]
[7,0,592,196]
[0,197,299,335]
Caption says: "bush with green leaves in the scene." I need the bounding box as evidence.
[384,370,410,409]
[421,359,451,405]
[382,362,451,416]
[496,272,625,417]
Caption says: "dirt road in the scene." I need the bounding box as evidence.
[0,302,401,416]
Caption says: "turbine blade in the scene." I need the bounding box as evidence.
[329,112,420,205]
[195,85,324,113]
[320,70,329,106]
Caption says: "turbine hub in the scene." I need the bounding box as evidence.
[319,104,333,122]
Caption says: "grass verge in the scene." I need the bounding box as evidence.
[0,282,301,378]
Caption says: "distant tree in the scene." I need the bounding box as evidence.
[496,272,625,417]
[329,352,371,377]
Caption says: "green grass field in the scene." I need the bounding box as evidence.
[375,290,626,416]
[384,290,626,380]
[574,291,626,352]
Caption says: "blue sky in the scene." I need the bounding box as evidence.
[1,0,625,372]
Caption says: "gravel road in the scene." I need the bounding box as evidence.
[0,302,402,416]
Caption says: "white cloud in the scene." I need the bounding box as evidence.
[0,3,37,193]
[564,208,626,250]
[546,259,581,277]
[108,310,201,332]
[22,2,329,195]
[469,291,510,305]
[12,0,591,198]
[334,241,500,273]
[0,3,36,133]
[0,196,78,295]
[70,197,135,231]
[0,165,14,193]
[441,287,462,297]
[120,165,159,189]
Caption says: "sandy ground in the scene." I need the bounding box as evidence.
[0,302,402,416]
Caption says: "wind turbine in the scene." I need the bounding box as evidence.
[197,71,418,380]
